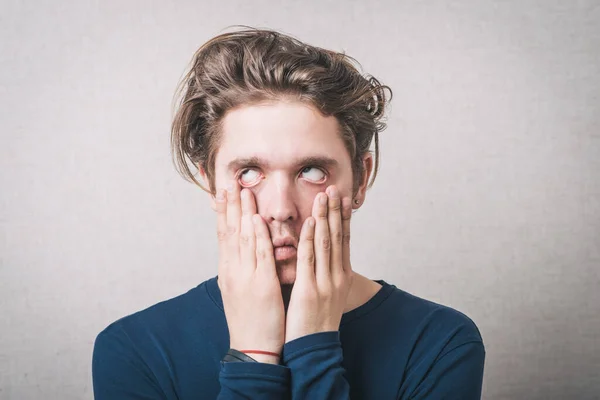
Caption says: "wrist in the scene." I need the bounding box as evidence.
[247,353,280,364]
[239,349,281,364]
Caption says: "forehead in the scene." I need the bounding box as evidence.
[215,101,350,170]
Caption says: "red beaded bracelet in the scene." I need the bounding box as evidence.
[240,350,280,357]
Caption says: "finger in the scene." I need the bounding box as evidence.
[252,214,276,277]
[341,196,353,273]
[226,182,242,259]
[326,186,343,277]
[313,192,331,283]
[240,189,257,271]
[215,189,229,274]
[296,216,316,284]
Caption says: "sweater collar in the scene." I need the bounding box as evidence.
[205,275,396,326]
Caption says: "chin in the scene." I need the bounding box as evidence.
[276,259,297,285]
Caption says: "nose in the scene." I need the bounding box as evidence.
[258,173,298,223]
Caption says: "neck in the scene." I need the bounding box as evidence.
[279,272,382,315]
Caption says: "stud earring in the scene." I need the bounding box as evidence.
[354,199,359,205]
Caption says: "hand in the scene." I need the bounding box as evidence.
[285,185,354,343]
[216,183,285,364]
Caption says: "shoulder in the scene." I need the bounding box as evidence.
[370,283,485,398]
[382,286,486,398]
[384,283,483,345]
[94,277,218,349]
[364,281,485,368]
[383,284,485,382]
[92,279,219,398]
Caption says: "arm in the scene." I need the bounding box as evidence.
[282,331,349,399]
[280,335,485,400]
[92,325,291,400]
[218,361,290,399]
[283,187,354,399]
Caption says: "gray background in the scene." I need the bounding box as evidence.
[1,0,599,399]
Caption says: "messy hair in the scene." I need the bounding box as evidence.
[171,27,392,196]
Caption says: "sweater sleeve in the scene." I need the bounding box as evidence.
[92,324,291,400]
[218,362,290,399]
[282,331,350,399]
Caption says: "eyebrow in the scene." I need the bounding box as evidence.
[227,155,339,172]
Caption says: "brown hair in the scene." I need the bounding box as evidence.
[171,27,392,196]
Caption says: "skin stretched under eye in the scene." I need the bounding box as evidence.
[238,166,327,187]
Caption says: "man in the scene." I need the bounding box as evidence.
[92,28,485,399]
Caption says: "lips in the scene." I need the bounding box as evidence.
[272,237,297,249]
[272,237,297,261]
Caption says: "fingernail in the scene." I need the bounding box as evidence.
[319,193,328,205]
[226,184,234,193]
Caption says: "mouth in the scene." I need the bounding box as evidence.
[273,246,297,261]
[272,237,297,261]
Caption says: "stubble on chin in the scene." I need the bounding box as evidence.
[275,259,297,286]
[276,260,296,311]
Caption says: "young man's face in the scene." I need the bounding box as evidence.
[208,100,370,285]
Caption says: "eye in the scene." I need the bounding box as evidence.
[238,169,262,186]
[300,166,326,183]
[237,166,327,186]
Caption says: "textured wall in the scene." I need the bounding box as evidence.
[1,1,598,399]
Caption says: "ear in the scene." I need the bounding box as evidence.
[352,153,374,210]
[198,166,217,212]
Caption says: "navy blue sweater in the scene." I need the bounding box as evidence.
[92,277,485,399]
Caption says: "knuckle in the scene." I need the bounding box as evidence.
[239,234,251,246]
[303,251,315,265]
[319,287,333,300]
[256,247,267,261]
[227,225,238,236]
[321,237,331,250]
[342,232,351,245]
[227,193,238,204]
[217,230,228,242]
[332,230,343,244]
[332,271,346,287]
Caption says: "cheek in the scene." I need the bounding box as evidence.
[298,187,322,212]
[298,202,315,222]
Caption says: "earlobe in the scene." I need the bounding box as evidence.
[353,154,373,209]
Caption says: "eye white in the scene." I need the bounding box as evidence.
[240,169,260,185]
[301,167,325,182]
